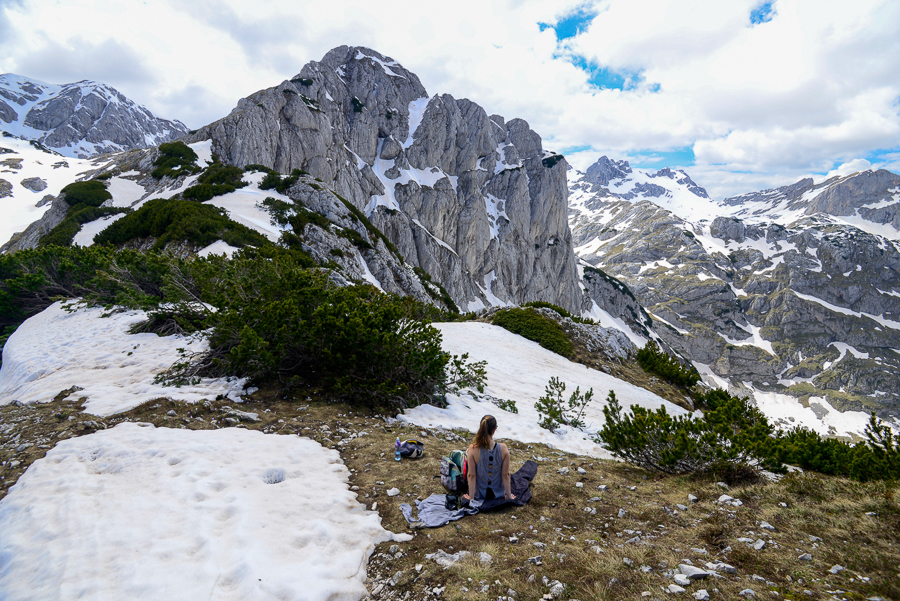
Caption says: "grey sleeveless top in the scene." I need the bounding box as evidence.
[471,443,504,508]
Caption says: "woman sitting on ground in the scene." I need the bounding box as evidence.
[462,415,515,507]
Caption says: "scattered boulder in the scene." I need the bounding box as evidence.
[425,549,470,568]
[20,176,47,192]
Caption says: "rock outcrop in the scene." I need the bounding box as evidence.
[188,46,582,313]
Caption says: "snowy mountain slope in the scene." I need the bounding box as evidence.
[718,169,900,240]
[568,157,900,435]
[0,135,110,246]
[568,156,717,224]
[402,322,690,458]
[0,73,188,158]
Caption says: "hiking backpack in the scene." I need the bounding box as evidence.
[440,449,468,494]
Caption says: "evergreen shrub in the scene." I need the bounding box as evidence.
[492,307,573,357]
[535,376,593,430]
[94,198,269,251]
[151,142,201,179]
[636,340,700,387]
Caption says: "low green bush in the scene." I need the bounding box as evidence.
[598,386,900,482]
[60,180,111,208]
[152,142,201,179]
[597,388,778,475]
[492,307,573,357]
[182,162,247,201]
[38,180,129,247]
[535,376,593,430]
[163,250,466,408]
[636,340,700,387]
[94,198,269,251]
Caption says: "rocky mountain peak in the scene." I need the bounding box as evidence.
[0,73,188,158]
[191,46,583,313]
[584,156,632,186]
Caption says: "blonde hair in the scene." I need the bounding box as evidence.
[473,415,497,449]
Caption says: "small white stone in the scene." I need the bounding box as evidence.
[575,482,584,488]
[828,564,844,574]
[577,467,587,474]
[798,553,812,561]
[674,574,691,586]
[693,590,710,601]
[668,584,687,594]
[387,488,400,497]
[688,494,698,503]
[759,521,775,531]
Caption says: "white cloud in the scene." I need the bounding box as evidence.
[0,0,897,198]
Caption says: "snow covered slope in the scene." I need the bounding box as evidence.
[0,135,109,246]
[718,169,900,240]
[0,73,188,158]
[0,423,401,601]
[0,301,250,415]
[569,156,717,223]
[401,322,690,458]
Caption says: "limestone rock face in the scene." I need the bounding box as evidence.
[0,74,188,158]
[0,178,11,198]
[188,46,581,312]
[570,159,900,424]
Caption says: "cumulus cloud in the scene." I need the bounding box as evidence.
[0,0,897,196]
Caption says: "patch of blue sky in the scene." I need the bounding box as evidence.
[866,147,900,165]
[750,2,776,25]
[630,148,696,169]
[538,6,599,41]
[559,145,593,155]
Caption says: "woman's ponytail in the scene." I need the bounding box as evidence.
[473,415,497,449]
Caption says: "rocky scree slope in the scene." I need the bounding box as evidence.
[570,159,900,430]
[0,73,188,158]
[183,46,583,314]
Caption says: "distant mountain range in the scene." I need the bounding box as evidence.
[2,50,899,437]
[570,157,900,435]
[0,74,187,158]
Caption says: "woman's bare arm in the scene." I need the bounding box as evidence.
[501,444,515,499]
[463,446,478,500]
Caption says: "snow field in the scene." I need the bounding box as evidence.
[0,423,398,601]
[0,137,103,246]
[401,322,690,458]
[0,301,248,416]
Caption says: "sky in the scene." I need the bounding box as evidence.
[1,0,898,199]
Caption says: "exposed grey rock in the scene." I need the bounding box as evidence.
[668,583,687,594]
[35,194,54,207]
[570,159,900,420]
[798,553,812,561]
[425,549,470,568]
[0,178,10,198]
[752,539,766,551]
[20,176,47,192]
[738,589,756,597]
[828,564,844,574]
[189,46,582,313]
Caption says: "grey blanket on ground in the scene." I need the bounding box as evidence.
[399,461,538,528]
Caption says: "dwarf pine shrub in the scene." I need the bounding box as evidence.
[535,376,593,431]
[151,142,201,179]
[636,340,700,387]
[492,307,573,357]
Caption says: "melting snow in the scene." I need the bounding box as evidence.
[0,423,400,601]
[72,213,127,246]
[400,322,686,457]
[403,97,430,149]
[0,301,248,416]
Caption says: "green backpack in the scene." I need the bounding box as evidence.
[440,449,468,494]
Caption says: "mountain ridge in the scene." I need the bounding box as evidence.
[0,73,188,158]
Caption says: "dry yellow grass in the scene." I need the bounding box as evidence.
[2,394,898,600]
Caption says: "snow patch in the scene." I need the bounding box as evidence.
[0,423,396,601]
[400,322,685,458]
[0,301,248,416]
